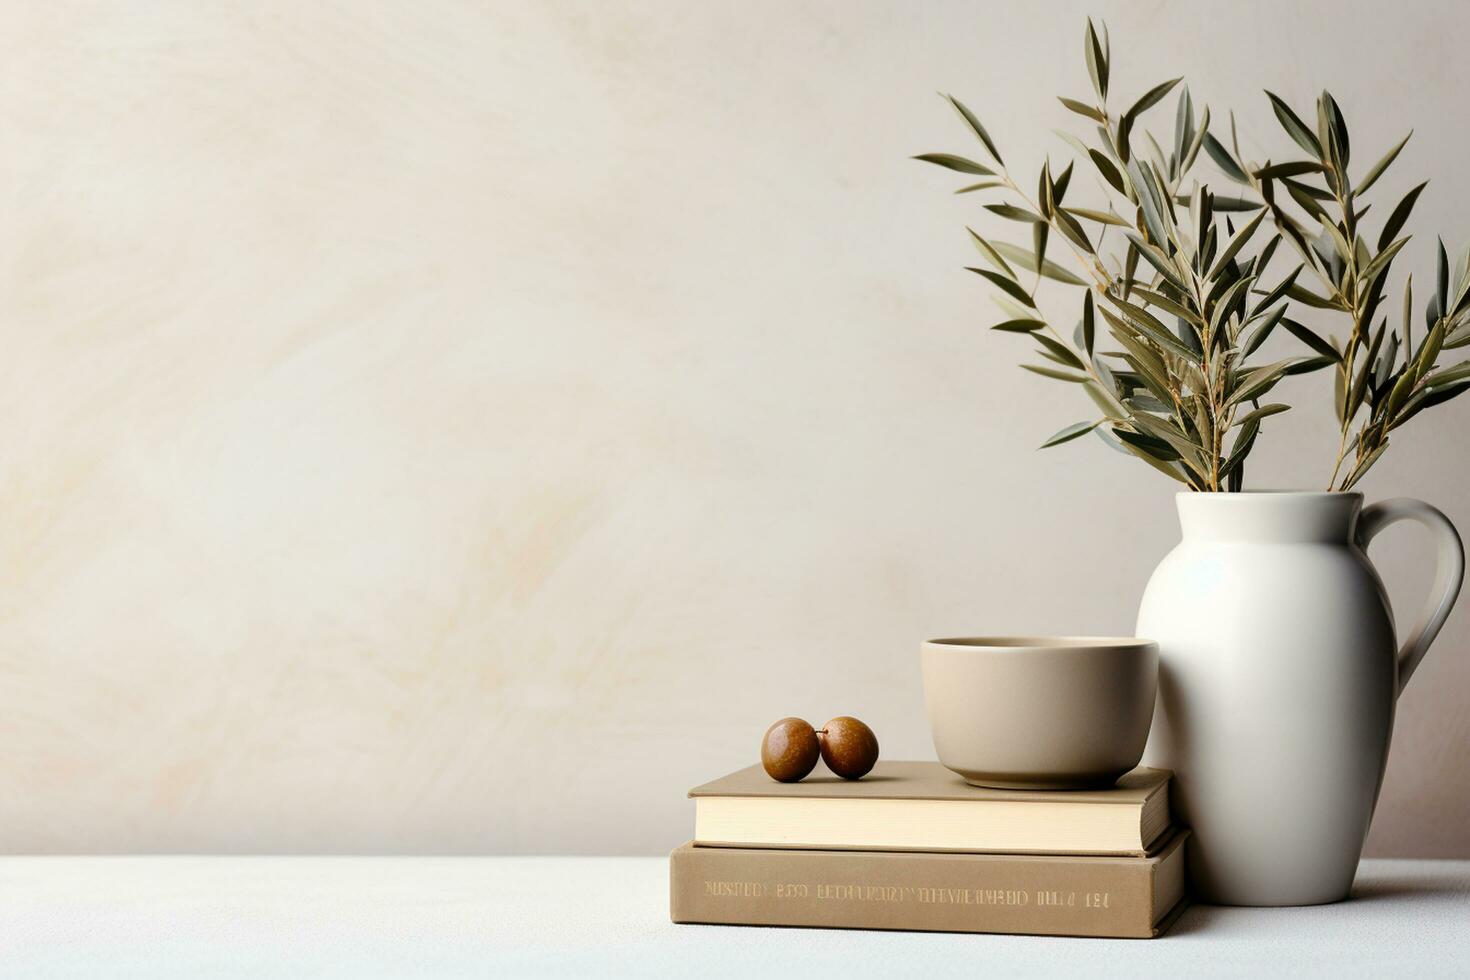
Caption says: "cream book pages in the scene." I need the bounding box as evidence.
[690,761,1171,856]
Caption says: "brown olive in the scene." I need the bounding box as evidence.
[818,716,879,779]
[761,717,820,782]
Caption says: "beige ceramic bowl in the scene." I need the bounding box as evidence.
[921,636,1158,790]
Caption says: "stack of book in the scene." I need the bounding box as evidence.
[670,760,1187,938]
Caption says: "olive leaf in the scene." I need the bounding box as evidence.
[1059,97,1107,123]
[1252,267,1302,316]
[1203,133,1249,183]
[1285,282,1340,309]
[1239,305,1287,358]
[1117,78,1182,163]
[1319,91,1350,170]
[1207,195,1265,213]
[1040,420,1104,448]
[1082,291,1096,356]
[1208,209,1267,279]
[1378,182,1427,251]
[967,267,1037,308]
[1085,17,1108,102]
[1022,363,1089,383]
[1089,149,1128,195]
[1281,318,1341,361]
[1034,333,1087,369]
[944,94,1004,165]
[967,228,1015,277]
[1437,238,1450,316]
[1126,77,1183,122]
[1068,206,1130,227]
[990,241,1088,286]
[913,153,995,175]
[1254,161,1325,180]
[985,203,1045,223]
[1234,403,1291,429]
[1357,131,1411,195]
[1225,359,1299,407]
[1265,91,1323,158]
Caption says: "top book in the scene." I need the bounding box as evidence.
[690,761,1171,857]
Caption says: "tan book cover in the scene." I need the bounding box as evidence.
[690,761,1171,856]
[670,830,1188,939]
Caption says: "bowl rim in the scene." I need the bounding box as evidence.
[923,635,1156,650]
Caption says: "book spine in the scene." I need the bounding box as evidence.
[670,845,1161,939]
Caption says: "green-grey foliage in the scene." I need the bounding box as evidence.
[1208,94,1470,490]
[916,19,1470,491]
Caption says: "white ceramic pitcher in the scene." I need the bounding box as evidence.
[1137,491,1464,906]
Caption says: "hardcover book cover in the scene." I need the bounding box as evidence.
[670,830,1188,939]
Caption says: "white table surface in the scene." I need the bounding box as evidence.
[1,856,1466,978]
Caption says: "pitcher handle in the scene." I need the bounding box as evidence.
[1356,498,1465,695]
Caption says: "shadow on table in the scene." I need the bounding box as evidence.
[1161,905,1213,937]
[1349,874,1470,904]
[1168,870,1469,934]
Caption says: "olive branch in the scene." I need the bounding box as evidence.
[918,18,1470,491]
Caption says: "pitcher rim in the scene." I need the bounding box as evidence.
[1174,490,1364,500]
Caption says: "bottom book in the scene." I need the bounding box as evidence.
[670,829,1188,939]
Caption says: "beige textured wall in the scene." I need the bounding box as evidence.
[3,0,1468,856]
